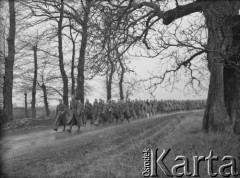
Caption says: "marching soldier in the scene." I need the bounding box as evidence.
[67,95,81,133]
[139,100,146,118]
[85,99,93,125]
[77,100,84,126]
[92,99,99,124]
[53,99,67,131]
[98,99,107,125]
[117,99,124,122]
[105,100,112,123]
[146,99,151,118]
[111,100,119,122]
[130,100,137,119]
[134,99,140,119]
[122,100,131,123]
[95,99,103,125]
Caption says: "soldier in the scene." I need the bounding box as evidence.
[92,99,99,124]
[105,100,112,123]
[129,100,136,119]
[134,99,140,119]
[122,100,131,123]
[111,100,120,123]
[117,99,124,122]
[53,99,67,131]
[95,99,102,125]
[67,95,81,133]
[139,100,146,118]
[77,100,84,126]
[146,99,151,118]
[153,99,158,115]
[85,99,93,125]
[97,99,108,125]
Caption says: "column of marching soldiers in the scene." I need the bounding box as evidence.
[53,94,205,133]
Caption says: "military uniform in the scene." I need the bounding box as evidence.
[129,100,136,119]
[85,101,93,124]
[111,101,120,122]
[146,100,151,118]
[97,100,108,125]
[139,100,146,118]
[122,101,131,122]
[93,100,99,124]
[68,98,82,132]
[134,100,140,119]
[77,101,84,125]
[95,100,103,125]
[117,100,124,122]
[53,103,67,131]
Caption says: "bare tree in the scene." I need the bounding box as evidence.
[66,19,79,96]
[0,0,4,117]
[75,0,93,103]
[21,0,71,107]
[101,0,240,133]
[3,0,16,121]
[24,89,28,118]
[58,0,69,107]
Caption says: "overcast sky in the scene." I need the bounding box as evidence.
[85,56,208,103]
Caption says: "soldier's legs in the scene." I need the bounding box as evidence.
[125,111,130,123]
[54,119,59,131]
[119,112,124,122]
[67,115,76,133]
[132,110,136,119]
[77,123,80,132]
[90,114,94,125]
[63,124,66,131]
[60,114,66,131]
[93,113,97,124]
[53,113,60,131]
[94,114,100,126]
[67,122,73,132]
[114,112,118,123]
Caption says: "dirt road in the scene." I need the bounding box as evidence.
[1,110,217,178]
[1,111,188,161]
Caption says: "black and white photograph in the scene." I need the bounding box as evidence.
[0,0,239,177]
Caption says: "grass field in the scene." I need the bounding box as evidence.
[1,111,240,178]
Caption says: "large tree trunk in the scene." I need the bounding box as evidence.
[106,43,115,101]
[203,62,228,132]
[0,0,4,122]
[58,0,68,107]
[106,74,111,101]
[202,1,240,132]
[119,68,124,101]
[106,64,114,101]
[31,46,37,118]
[233,71,240,134]
[229,16,240,134]
[70,30,76,96]
[76,0,91,103]
[3,0,15,121]
[118,54,125,101]
[41,84,50,116]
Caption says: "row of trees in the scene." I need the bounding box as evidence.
[1,0,240,134]
[1,0,138,121]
